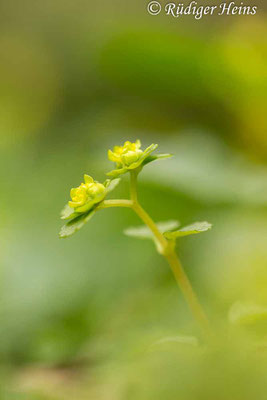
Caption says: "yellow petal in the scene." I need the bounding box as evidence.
[70,188,77,198]
[108,149,120,162]
[113,145,123,155]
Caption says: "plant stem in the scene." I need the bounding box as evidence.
[130,170,138,203]
[165,251,212,338]
[129,171,212,339]
[98,199,133,209]
[98,172,212,338]
[133,202,167,254]
[129,171,166,249]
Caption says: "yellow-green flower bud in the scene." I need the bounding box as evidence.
[69,175,106,213]
[108,140,142,168]
[107,140,165,178]
[121,149,143,166]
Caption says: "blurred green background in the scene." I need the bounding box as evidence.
[1,0,267,398]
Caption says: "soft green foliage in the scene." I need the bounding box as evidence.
[104,178,121,193]
[125,220,212,242]
[60,204,79,220]
[59,208,96,238]
[229,302,267,326]
[164,221,212,239]
[124,220,180,239]
[143,153,173,166]
[124,220,180,253]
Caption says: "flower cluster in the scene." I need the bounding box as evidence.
[107,140,161,178]
[108,140,143,167]
[60,140,172,238]
[69,175,106,213]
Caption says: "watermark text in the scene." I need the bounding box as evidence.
[147,1,258,19]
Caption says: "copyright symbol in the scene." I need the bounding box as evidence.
[147,1,161,15]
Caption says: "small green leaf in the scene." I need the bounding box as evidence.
[143,153,173,166]
[229,302,267,326]
[105,178,121,193]
[60,204,80,220]
[106,167,128,178]
[124,220,180,239]
[140,143,159,159]
[127,143,158,170]
[164,221,212,239]
[59,208,96,238]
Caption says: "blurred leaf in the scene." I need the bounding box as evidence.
[138,143,158,163]
[143,153,173,166]
[164,221,212,239]
[60,204,80,220]
[146,134,267,205]
[59,208,96,238]
[106,167,127,178]
[124,220,180,239]
[229,302,267,326]
[105,178,121,193]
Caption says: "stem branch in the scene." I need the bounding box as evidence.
[129,171,212,339]
[133,202,167,252]
[98,172,212,338]
[98,199,133,209]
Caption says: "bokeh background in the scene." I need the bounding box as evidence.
[1,0,267,398]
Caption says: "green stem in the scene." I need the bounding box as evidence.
[129,171,166,249]
[133,202,167,253]
[98,172,212,338]
[165,251,212,338]
[129,171,212,339]
[130,170,138,203]
[98,199,133,209]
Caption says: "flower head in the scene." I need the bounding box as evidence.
[60,176,120,237]
[107,140,159,177]
[69,175,106,213]
[108,140,143,167]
